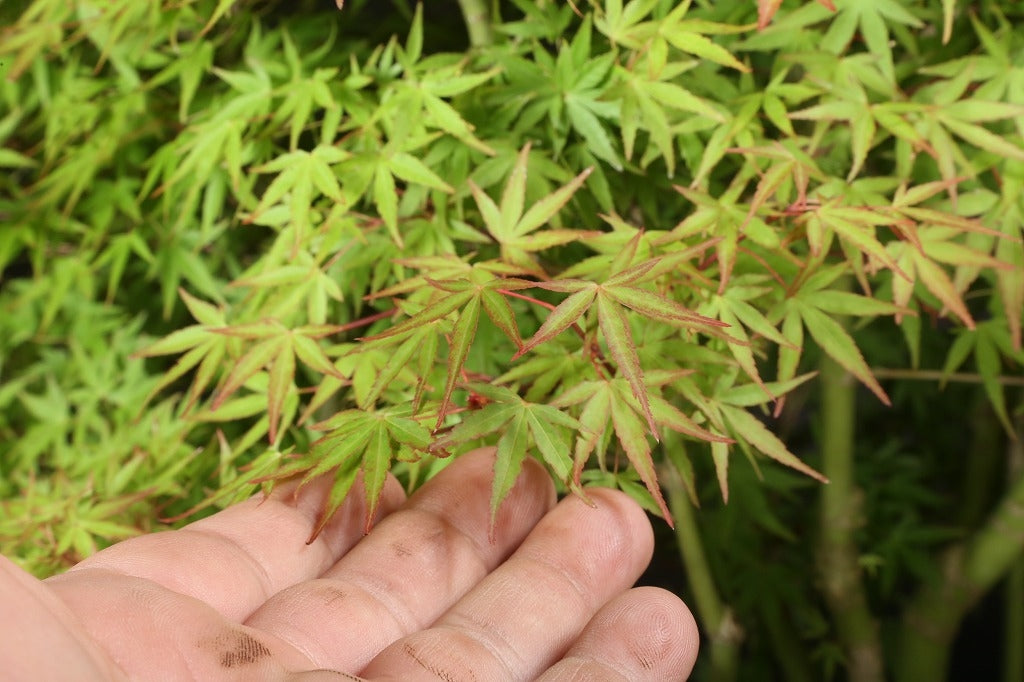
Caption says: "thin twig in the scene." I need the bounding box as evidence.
[872,367,1024,387]
[338,308,397,333]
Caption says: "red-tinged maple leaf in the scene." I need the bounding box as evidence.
[552,374,733,526]
[515,257,728,438]
[361,271,532,430]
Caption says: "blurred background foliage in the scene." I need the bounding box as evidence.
[1,1,1023,680]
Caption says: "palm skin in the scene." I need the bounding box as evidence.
[1,448,698,681]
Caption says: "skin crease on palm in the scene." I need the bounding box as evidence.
[0,448,699,681]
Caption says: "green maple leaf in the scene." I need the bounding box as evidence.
[597,0,749,72]
[788,71,877,181]
[698,274,794,401]
[246,145,350,252]
[887,222,1012,334]
[711,373,823,501]
[229,239,349,326]
[806,200,911,283]
[810,179,1018,336]
[210,320,346,444]
[362,267,530,429]
[552,372,732,525]
[669,181,783,293]
[664,371,825,502]
[468,143,597,273]
[134,289,230,413]
[495,342,594,403]
[757,0,836,30]
[991,203,1024,352]
[775,265,912,406]
[942,320,1024,437]
[331,139,460,248]
[353,6,499,172]
[859,61,1024,193]
[281,407,433,541]
[353,325,440,413]
[270,31,340,151]
[498,19,622,169]
[162,442,292,525]
[430,384,581,535]
[819,0,923,83]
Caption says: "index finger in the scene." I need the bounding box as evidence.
[47,472,407,623]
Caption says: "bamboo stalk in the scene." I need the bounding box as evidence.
[456,0,494,47]
[1008,414,1024,682]
[759,598,815,682]
[897,414,1024,682]
[661,457,741,682]
[960,399,1003,529]
[818,354,886,681]
[1006,560,1024,682]
[1007,405,1024,679]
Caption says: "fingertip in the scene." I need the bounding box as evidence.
[570,486,656,569]
[540,586,700,681]
[627,586,700,676]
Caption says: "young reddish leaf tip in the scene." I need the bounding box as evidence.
[305,525,324,545]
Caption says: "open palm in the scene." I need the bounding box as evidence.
[2,448,698,681]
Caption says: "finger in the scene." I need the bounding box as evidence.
[48,470,407,622]
[359,487,655,682]
[42,564,314,681]
[0,555,123,681]
[243,447,556,673]
[536,587,699,682]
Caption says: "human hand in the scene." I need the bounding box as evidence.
[1,448,698,681]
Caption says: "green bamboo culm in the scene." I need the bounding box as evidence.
[662,457,741,682]
[897,413,1024,682]
[1008,410,1024,682]
[457,0,494,47]
[818,352,886,681]
[1006,558,1024,682]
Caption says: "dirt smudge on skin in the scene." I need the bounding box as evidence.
[315,583,349,607]
[630,644,657,671]
[199,628,272,668]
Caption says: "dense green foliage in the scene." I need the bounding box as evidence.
[2,0,1023,679]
